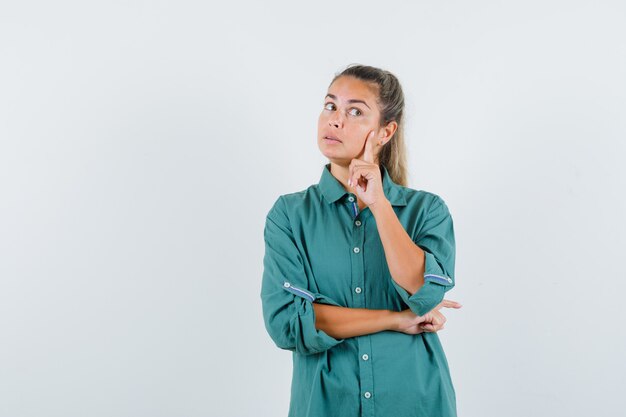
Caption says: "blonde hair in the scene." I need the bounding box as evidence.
[329,64,408,186]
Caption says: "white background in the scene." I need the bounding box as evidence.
[1,1,625,416]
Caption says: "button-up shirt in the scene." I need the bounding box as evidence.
[261,163,457,417]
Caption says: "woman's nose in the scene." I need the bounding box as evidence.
[328,113,342,128]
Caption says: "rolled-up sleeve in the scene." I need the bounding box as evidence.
[391,198,456,317]
[261,197,345,355]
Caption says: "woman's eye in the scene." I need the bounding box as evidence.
[323,103,361,116]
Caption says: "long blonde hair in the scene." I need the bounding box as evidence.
[329,64,408,186]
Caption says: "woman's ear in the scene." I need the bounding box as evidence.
[383,121,398,142]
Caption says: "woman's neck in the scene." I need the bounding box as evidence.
[329,163,351,193]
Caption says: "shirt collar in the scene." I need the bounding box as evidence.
[318,163,407,206]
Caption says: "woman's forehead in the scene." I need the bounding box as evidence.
[327,76,378,102]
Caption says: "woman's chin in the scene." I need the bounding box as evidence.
[318,144,356,164]
[319,148,341,160]
[318,146,335,159]
[322,155,352,166]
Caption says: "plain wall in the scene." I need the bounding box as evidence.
[1,1,625,416]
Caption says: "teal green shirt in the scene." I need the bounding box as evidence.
[261,163,457,417]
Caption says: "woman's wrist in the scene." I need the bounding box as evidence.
[383,310,399,332]
[369,197,392,217]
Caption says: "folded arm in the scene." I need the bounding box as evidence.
[312,303,397,339]
[372,197,457,317]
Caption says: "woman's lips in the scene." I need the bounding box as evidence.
[323,136,341,143]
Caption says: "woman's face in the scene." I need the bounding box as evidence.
[317,76,386,166]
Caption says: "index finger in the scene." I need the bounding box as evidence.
[362,130,376,163]
[436,299,463,310]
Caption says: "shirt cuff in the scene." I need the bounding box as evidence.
[391,250,455,317]
[281,281,345,355]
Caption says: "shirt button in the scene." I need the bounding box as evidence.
[283,282,291,288]
[364,392,371,399]
[362,354,369,361]
[353,247,360,253]
[348,196,355,202]
[355,220,362,226]
[355,287,362,294]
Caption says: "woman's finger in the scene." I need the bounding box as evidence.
[437,299,462,310]
[435,310,447,325]
[362,130,377,163]
[430,310,444,327]
[351,165,373,190]
[348,160,366,187]
[348,162,357,188]
[421,323,436,331]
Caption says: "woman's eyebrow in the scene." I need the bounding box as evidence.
[325,94,370,109]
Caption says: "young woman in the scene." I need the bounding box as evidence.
[261,64,462,417]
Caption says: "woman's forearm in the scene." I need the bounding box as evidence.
[312,303,396,339]
[370,199,425,295]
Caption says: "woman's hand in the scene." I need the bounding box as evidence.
[348,130,387,208]
[419,299,462,332]
[393,308,427,335]
[392,299,462,335]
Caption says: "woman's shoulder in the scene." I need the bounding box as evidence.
[396,184,451,213]
[274,182,321,203]
[265,184,322,221]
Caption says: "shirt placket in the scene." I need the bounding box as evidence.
[347,193,375,417]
